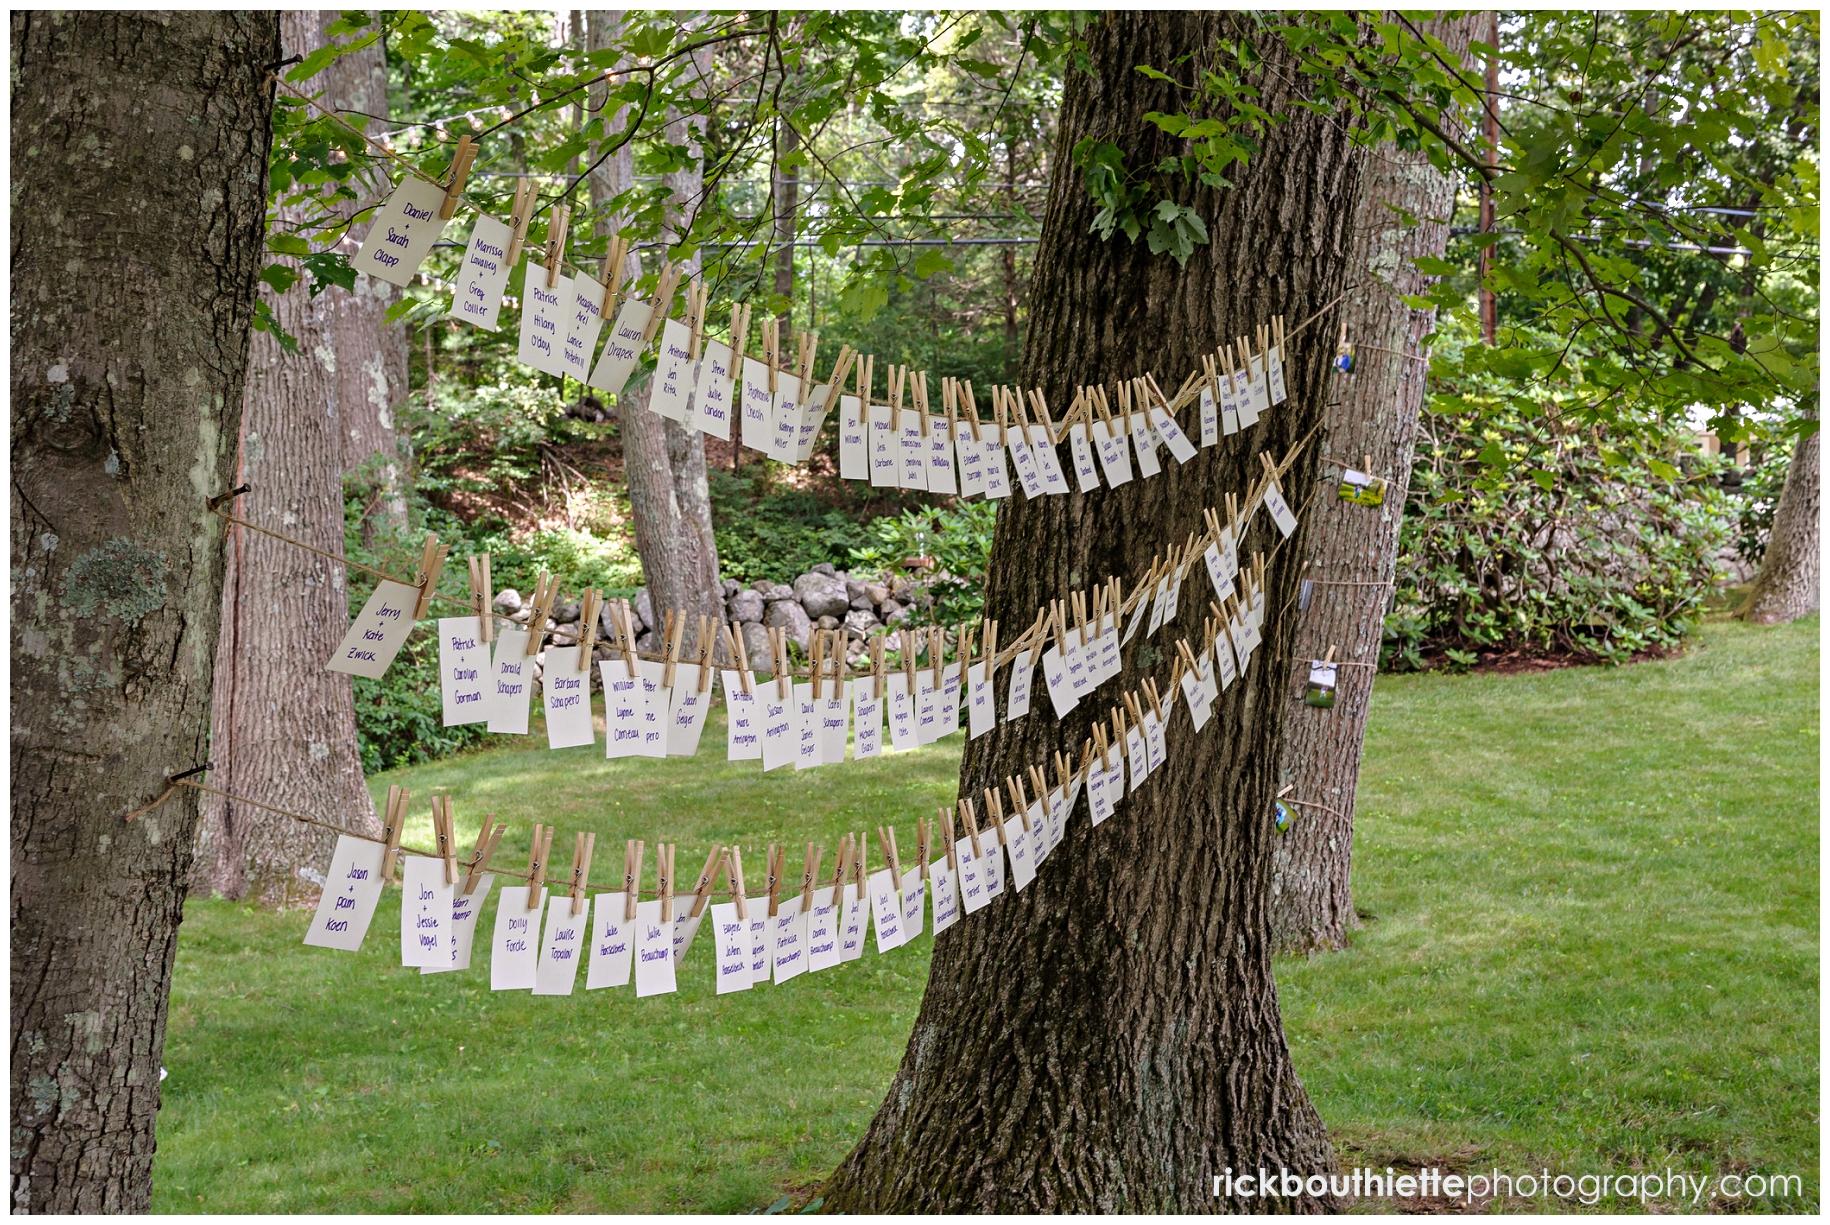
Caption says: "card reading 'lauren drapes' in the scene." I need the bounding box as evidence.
[355,177,448,287]
[327,581,420,678]
[303,835,386,951]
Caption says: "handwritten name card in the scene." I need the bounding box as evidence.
[588,298,654,397]
[489,887,545,990]
[303,835,385,951]
[542,645,596,750]
[438,616,493,726]
[711,901,753,993]
[327,580,420,678]
[585,892,635,989]
[452,214,513,330]
[633,899,677,997]
[355,176,449,287]
[486,628,533,735]
[533,894,590,995]
[516,257,571,377]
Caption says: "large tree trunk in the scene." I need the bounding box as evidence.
[194,12,382,905]
[586,11,723,653]
[823,13,1356,1212]
[1270,15,1479,956]
[321,10,410,524]
[1740,424,1819,624]
[9,11,276,1211]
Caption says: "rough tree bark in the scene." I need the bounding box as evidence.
[1270,15,1479,956]
[824,12,1357,1212]
[10,11,276,1212]
[321,10,410,517]
[1739,423,1819,624]
[586,11,723,654]
[194,12,382,905]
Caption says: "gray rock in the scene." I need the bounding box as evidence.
[763,598,812,652]
[633,588,654,633]
[751,578,776,594]
[850,594,874,612]
[879,600,910,626]
[739,621,773,671]
[864,582,890,607]
[761,583,794,604]
[636,629,658,655]
[722,578,742,598]
[553,600,581,625]
[794,572,850,619]
[726,588,765,624]
[811,562,837,578]
[844,608,881,636]
[509,607,532,624]
[494,588,523,615]
[816,614,841,631]
[845,579,867,602]
[597,601,620,641]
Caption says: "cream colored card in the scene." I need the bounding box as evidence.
[663,663,713,757]
[1150,406,1198,464]
[485,629,534,734]
[740,356,774,452]
[839,394,869,479]
[967,661,995,739]
[852,684,883,758]
[926,417,958,493]
[490,887,545,990]
[1068,423,1102,492]
[868,403,898,486]
[303,835,385,951]
[633,899,677,997]
[354,176,448,286]
[649,318,696,420]
[900,873,925,940]
[710,901,753,993]
[981,428,1013,498]
[421,874,494,975]
[451,214,512,330]
[1093,416,1133,486]
[721,670,761,760]
[898,411,929,489]
[767,371,805,461]
[327,580,420,678]
[1198,384,1218,447]
[793,681,822,770]
[886,672,918,751]
[516,258,570,376]
[602,661,649,758]
[438,616,492,725]
[770,896,809,983]
[819,681,852,763]
[587,297,653,395]
[542,646,596,750]
[558,272,606,385]
[401,856,454,968]
[867,868,906,953]
[956,432,987,495]
[805,891,844,973]
[746,898,773,981]
[928,857,960,933]
[1005,648,1035,721]
[956,843,991,914]
[838,885,866,961]
[1004,824,1036,891]
[533,894,590,996]
[584,892,635,989]
[691,339,735,439]
[759,688,796,771]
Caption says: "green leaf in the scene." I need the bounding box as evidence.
[839,280,889,321]
[267,234,312,257]
[911,250,954,280]
[1646,458,1679,482]
[301,252,357,298]
[260,263,302,295]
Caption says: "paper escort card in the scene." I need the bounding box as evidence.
[588,297,653,396]
[304,835,386,951]
[938,662,962,738]
[672,906,707,962]
[710,901,753,993]
[438,616,492,725]
[1204,541,1237,605]
[955,429,987,494]
[1069,423,1102,492]
[1005,824,1036,891]
[1129,411,1163,478]
[517,259,571,377]
[759,687,796,771]
[981,427,1013,499]
[490,887,545,990]
[1042,645,1076,719]
[633,899,677,997]
[721,670,761,760]
[793,682,822,770]
[1263,478,1299,538]
[929,857,960,933]
[692,339,735,440]
[819,681,852,764]
[967,661,994,739]
[1181,662,1213,731]
[355,176,448,287]
[422,874,494,974]
[767,371,805,462]
[867,868,905,953]
[1267,344,1288,404]
[1199,384,1218,447]
[1247,352,1270,419]
[956,843,990,914]
[838,885,866,962]
[1009,434,1044,498]
[1086,757,1115,825]
[744,897,772,982]
[1143,709,1167,774]
[839,394,869,479]
[400,855,453,968]
[663,663,713,757]
[1150,406,1198,464]
[327,580,420,678]
[980,836,1006,899]
[901,872,925,940]
[1033,434,1072,494]
[452,214,513,330]
[914,670,940,745]
[770,896,809,983]
[1236,360,1261,427]
[868,404,897,486]
[533,895,590,995]
[805,891,844,973]
[649,318,696,420]
[898,411,929,490]
[542,646,596,750]
[1220,372,1242,434]
[486,629,534,735]
[852,684,883,759]
[603,662,648,758]
[558,272,607,384]
[886,673,918,751]
[927,417,958,493]
[1125,721,1150,793]
[1006,648,1035,721]
[740,356,774,452]
[1094,417,1132,486]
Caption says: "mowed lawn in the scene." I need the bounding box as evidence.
[151,616,1817,1212]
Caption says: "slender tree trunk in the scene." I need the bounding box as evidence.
[322,10,410,524]
[1740,423,1819,624]
[774,116,799,335]
[1270,15,1478,956]
[824,13,1356,1211]
[587,11,723,653]
[10,12,276,1211]
[194,12,381,905]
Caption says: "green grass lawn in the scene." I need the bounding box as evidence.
[151,616,1817,1212]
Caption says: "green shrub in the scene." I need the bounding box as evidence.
[849,501,998,625]
[708,466,880,583]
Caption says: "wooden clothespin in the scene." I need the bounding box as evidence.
[599,234,630,312]
[439,135,478,220]
[982,786,1010,848]
[828,835,852,908]
[461,813,504,896]
[810,629,825,702]
[960,796,983,861]
[690,843,725,919]
[727,621,754,695]
[432,795,458,885]
[727,845,748,922]
[821,344,856,413]
[467,553,495,645]
[379,784,408,884]
[641,262,681,346]
[729,301,752,367]
[763,316,780,395]
[1323,644,1338,665]
[624,839,645,922]
[696,614,715,692]
[980,618,999,685]
[1093,722,1112,773]
[1007,775,1033,835]
[962,380,983,442]
[411,535,449,620]
[543,205,571,288]
[914,372,931,436]
[916,816,931,882]
[661,608,685,690]
[798,842,822,911]
[568,830,596,916]
[899,628,917,695]
[929,624,944,690]
[616,599,641,677]
[659,843,676,924]
[504,177,537,269]
[853,829,868,894]
[869,633,886,701]
[1274,314,1288,362]
[878,825,902,893]
[523,572,554,656]
[685,278,708,360]
[767,627,789,700]
[939,805,958,873]
[525,823,554,910]
[576,588,601,671]
[1029,764,1051,818]
[764,842,782,918]
[1143,676,1164,723]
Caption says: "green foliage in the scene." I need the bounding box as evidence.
[849,501,998,624]
[349,639,489,774]
[1386,324,1734,668]
[707,467,879,585]
[1726,436,1797,567]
